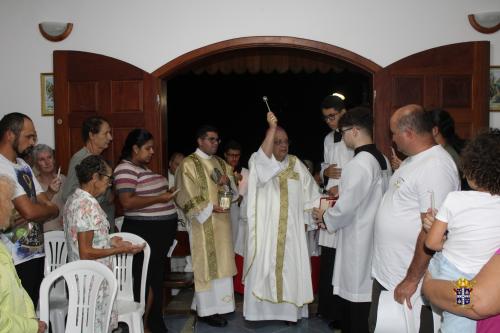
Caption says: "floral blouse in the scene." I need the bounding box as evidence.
[63,188,116,333]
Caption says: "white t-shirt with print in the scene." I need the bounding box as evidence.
[437,191,500,274]
[372,145,460,290]
[0,154,44,265]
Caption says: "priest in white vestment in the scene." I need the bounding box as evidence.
[313,107,391,333]
[243,112,321,322]
[175,125,237,327]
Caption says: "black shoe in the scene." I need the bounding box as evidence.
[198,314,228,327]
[328,320,342,330]
[284,321,298,326]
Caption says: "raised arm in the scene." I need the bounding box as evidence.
[261,112,278,158]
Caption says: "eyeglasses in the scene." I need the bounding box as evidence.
[340,127,354,136]
[323,113,339,122]
[98,173,114,184]
[274,139,291,146]
[204,136,221,144]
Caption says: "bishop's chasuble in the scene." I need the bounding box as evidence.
[175,149,237,293]
[243,149,321,321]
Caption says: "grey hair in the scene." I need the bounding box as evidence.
[32,144,54,161]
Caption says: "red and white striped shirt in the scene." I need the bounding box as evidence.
[114,160,176,220]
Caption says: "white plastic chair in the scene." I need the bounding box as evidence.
[39,260,118,333]
[43,230,68,333]
[112,232,150,333]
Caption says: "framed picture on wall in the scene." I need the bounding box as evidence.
[40,73,54,116]
[490,66,500,112]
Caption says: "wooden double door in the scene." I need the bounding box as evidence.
[53,40,489,171]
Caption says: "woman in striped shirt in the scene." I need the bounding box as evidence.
[114,129,177,333]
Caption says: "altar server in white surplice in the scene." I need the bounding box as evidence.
[243,111,321,322]
[317,95,354,328]
[313,107,391,333]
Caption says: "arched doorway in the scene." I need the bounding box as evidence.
[153,36,381,78]
[153,37,380,165]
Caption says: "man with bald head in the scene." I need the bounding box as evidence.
[243,112,321,323]
[369,105,460,332]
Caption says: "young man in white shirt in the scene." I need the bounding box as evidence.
[313,106,391,333]
[317,95,354,327]
[0,113,59,305]
[369,104,460,333]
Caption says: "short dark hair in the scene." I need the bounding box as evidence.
[224,140,242,153]
[196,125,218,140]
[397,105,433,134]
[338,106,373,136]
[119,129,154,161]
[0,113,31,139]
[82,116,109,143]
[75,155,109,185]
[321,95,345,111]
[461,129,500,195]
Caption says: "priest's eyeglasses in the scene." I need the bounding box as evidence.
[204,136,221,144]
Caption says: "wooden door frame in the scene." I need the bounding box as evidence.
[153,36,380,161]
[152,36,381,78]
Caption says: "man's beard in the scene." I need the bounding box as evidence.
[13,140,33,159]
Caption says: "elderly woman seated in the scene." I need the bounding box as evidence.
[0,175,46,333]
[63,155,144,333]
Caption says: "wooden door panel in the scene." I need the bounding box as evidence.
[440,76,471,108]
[68,82,99,112]
[110,128,132,166]
[374,41,489,157]
[69,130,84,156]
[110,81,144,112]
[54,51,163,175]
[392,76,424,107]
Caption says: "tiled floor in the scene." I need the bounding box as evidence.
[163,289,339,333]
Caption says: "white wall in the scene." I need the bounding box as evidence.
[1,0,499,147]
